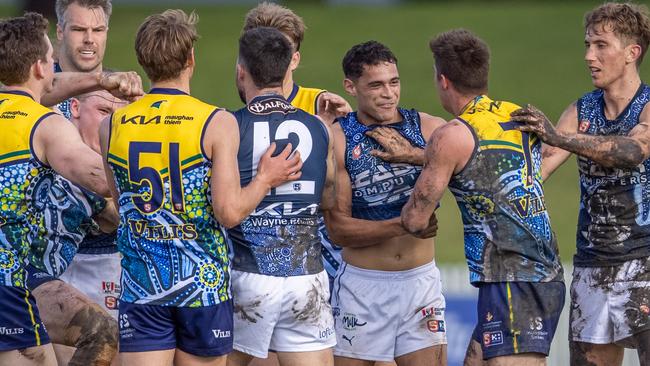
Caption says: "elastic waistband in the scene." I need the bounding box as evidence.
[340,260,438,281]
[77,245,119,255]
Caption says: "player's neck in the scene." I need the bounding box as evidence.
[3,84,41,104]
[247,87,284,103]
[151,79,190,95]
[281,74,295,99]
[602,72,642,119]
[453,93,482,116]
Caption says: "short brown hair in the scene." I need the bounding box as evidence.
[0,13,49,86]
[135,9,198,83]
[429,29,489,95]
[242,2,305,51]
[55,0,112,26]
[585,2,650,65]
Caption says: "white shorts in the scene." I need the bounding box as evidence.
[231,270,336,358]
[332,261,447,361]
[59,252,122,320]
[570,257,650,346]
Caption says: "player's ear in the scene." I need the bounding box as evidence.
[70,98,81,119]
[289,51,300,72]
[343,78,356,97]
[56,22,64,42]
[33,58,46,81]
[438,73,450,91]
[187,47,195,68]
[626,43,642,65]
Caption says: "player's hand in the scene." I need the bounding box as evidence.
[407,212,438,239]
[256,142,303,188]
[99,71,144,102]
[317,92,352,124]
[510,104,560,145]
[367,127,423,165]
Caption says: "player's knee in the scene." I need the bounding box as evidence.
[68,304,118,366]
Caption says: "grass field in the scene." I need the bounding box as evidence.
[2,1,649,264]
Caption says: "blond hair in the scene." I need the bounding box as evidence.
[243,2,305,51]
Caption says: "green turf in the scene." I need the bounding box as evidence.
[1,2,648,264]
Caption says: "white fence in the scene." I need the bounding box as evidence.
[438,264,640,366]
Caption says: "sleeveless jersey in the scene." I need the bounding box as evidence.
[0,90,55,288]
[287,83,325,116]
[575,84,650,266]
[450,95,563,284]
[53,62,72,120]
[287,84,343,279]
[338,108,425,221]
[228,94,329,276]
[107,88,229,306]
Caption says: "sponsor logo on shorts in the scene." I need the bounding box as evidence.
[526,316,548,341]
[0,327,24,335]
[212,329,231,339]
[319,327,334,339]
[105,296,118,310]
[342,334,355,346]
[102,281,121,310]
[486,312,494,322]
[421,306,445,318]
[483,331,503,347]
[341,313,367,331]
[119,314,135,339]
[426,319,445,333]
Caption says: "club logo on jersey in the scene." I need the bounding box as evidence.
[248,97,297,115]
[341,313,367,331]
[483,331,503,347]
[150,100,167,109]
[509,194,547,218]
[427,319,445,333]
[352,144,362,160]
[578,120,590,133]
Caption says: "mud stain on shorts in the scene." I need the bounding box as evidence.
[234,295,267,323]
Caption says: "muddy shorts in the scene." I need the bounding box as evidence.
[472,281,565,360]
[231,269,335,358]
[59,252,122,319]
[118,299,233,356]
[0,286,50,351]
[570,258,650,346]
[331,261,447,362]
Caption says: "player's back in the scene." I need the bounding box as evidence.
[228,94,329,277]
[107,88,230,306]
[0,90,55,288]
[451,95,562,284]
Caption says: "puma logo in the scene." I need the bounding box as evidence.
[342,334,355,346]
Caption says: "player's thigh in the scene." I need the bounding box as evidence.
[174,348,227,366]
[333,355,374,366]
[0,344,57,366]
[395,344,446,366]
[120,349,175,366]
[376,361,397,366]
[277,348,333,366]
[633,329,650,366]
[463,339,485,366]
[569,341,623,366]
[248,353,279,366]
[52,344,74,365]
[227,350,255,366]
[485,353,545,366]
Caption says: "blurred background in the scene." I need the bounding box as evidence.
[2,0,649,365]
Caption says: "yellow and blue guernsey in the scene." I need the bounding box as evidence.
[449,95,563,285]
[0,90,55,288]
[107,88,229,307]
[287,83,325,116]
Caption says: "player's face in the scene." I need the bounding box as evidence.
[73,91,126,153]
[584,23,632,89]
[352,62,401,123]
[57,3,108,72]
[41,36,55,94]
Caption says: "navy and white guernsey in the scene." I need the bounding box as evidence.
[338,108,425,221]
[229,94,329,276]
[575,83,650,267]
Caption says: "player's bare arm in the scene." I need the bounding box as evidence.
[319,117,337,212]
[42,70,144,106]
[324,122,432,247]
[513,103,650,169]
[316,91,352,124]
[402,120,474,235]
[538,102,578,181]
[33,113,110,197]
[366,112,446,165]
[98,116,121,211]
[208,110,303,228]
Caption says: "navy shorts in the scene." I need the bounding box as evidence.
[25,264,58,291]
[472,281,565,360]
[119,299,233,357]
[0,286,50,351]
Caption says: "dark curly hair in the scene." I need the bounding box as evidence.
[342,40,397,80]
